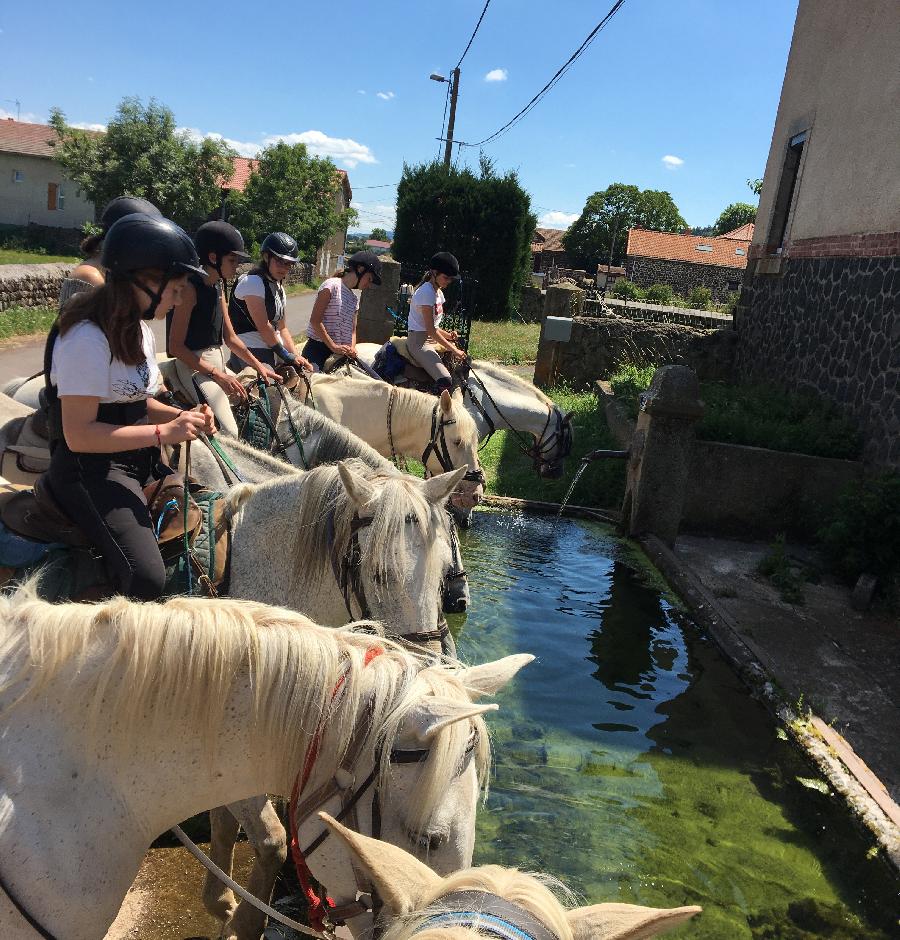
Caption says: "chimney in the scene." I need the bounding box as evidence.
[683,227,692,236]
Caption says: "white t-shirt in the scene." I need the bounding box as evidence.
[50,320,160,403]
[408,282,445,333]
[233,273,286,348]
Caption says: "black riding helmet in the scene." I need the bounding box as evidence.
[102,212,206,319]
[429,251,460,279]
[100,195,162,234]
[260,232,301,263]
[347,250,383,286]
[194,221,252,276]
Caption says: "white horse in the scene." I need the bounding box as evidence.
[315,814,701,940]
[295,374,485,509]
[0,583,532,939]
[351,346,575,481]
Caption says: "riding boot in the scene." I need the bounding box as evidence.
[433,377,453,395]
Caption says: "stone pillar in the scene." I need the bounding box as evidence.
[620,365,704,546]
[356,257,401,344]
[533,283,583,387]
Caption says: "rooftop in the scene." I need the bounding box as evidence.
[531,227,567,254]
[626,227,752,269]
[0,118,60,158]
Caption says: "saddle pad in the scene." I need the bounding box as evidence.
[0,445,50,486]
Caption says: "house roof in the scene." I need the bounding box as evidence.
[597,264,626,275]
[365,239,392,249]
[721,222,755,240]
[222,158,352,201]
[626,227,751,269]
[531,227,567,254]
[0,119,60,158]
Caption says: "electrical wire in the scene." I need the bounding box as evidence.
[438,82,450,159]
[461,0,627,148]
[455,0,492,69]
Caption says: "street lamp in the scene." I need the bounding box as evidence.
[429,69,460,169]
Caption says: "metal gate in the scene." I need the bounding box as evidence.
[387,262,478,351]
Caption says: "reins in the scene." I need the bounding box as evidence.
[421,401,486,488]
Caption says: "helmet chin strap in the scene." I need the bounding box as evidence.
[132,274,171,320]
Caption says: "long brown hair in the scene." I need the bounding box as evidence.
[58,272,158,365]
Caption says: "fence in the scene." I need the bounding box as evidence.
[582,296,732,330]
[389,262,478,351]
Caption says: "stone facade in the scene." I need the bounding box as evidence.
[737,253,900,468]
[626,256,743,302]
[547,315,737,389]
[0,262,71,311]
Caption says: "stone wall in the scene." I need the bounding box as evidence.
[548,315,737,389]
[737,254,900,469]
[519,285,544,323]
[583,296,733,329]
[626,256,744,302]
[0,262,71,311]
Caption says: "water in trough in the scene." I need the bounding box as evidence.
[452,510,898,939]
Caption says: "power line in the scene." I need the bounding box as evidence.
[438,82,450,159]
[461,0,627,148]
[354,182,398,189]
[455,0,492,69]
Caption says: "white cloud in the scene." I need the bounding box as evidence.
[538,210,578,228]
[178,126,378,169]
[376,91,395,100]
[70,121,106,132]
[662,154,684,169]
[350,201,396,232]
[485,68,508,82]
[0,107,42,123]
[357,89,366,95]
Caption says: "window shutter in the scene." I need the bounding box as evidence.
[47,183,58,210]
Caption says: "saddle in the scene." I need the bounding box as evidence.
[0,414,51,486]
[369,337,460,394]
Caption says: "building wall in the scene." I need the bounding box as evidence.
[315,185,349,278]
[626,256,743,301]
[753,0,900,247]
[738,0,900,470]
[0,154,94,229]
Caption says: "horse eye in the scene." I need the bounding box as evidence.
[454,440,463,449]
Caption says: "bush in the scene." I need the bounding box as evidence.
[724,291,740,314]
[645,283,674,305]
[610,364,657,418]
[611,279,644,301]
[818,473,900,592]
[687,286,713,310]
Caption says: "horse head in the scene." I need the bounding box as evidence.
[430,389,485,511]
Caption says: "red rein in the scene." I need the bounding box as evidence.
[288,646,383,930]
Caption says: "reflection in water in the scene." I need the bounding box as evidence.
[454,511,897,939]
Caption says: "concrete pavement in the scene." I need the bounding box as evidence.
[0,292,317,387]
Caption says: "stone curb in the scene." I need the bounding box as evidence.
[639,533,900,874]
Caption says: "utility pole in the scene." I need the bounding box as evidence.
[443,68,461,169]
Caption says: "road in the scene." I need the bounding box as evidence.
[0,292,317,387]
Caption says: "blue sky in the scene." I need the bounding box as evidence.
[0,0,798,231]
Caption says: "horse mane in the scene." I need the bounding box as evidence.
[470,360,554,408]
[286,396,392,471]
[388,867,575,940]
[0,582,488,830]
[389,384,480,448]
[278,458,451,609]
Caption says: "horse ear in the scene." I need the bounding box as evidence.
[566,903,702,940]
[451,386,464,404]
[317,812,442,914]
[440,388,453,413]
[422,465,467,504]
[416,697,498,739]
[456,653,534,697]
[338,460,376,509]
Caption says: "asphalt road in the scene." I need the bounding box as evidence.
[0,292,317,387]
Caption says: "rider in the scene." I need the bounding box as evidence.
[227,231,312,373]
[167,220,281,436]
[302,250,382,371]
[407,252,467,393]
[45,212,215,600]
[59,196,163,306]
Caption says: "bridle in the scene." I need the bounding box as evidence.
[463,369,573,475]
[419,398,486,489]
[289,656,480,931]
[410,891,560,940]
[326,510,452,651]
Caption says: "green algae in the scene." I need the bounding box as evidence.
[452,511,898,939]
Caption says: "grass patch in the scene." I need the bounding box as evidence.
[755,535,815,605]
[479,386,625,509]
[608,366,861,460]
[468,319,540,365]
[0,249,79,266]
[0,306,57,341]
[285,279,321,297]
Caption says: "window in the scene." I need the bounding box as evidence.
[735,248,745,256]
[766,130,807,254]
[727,279,740,292]
[12,170,23,183]
[47,183,59,211]
[695,244,713,252]
[57,185,65,211]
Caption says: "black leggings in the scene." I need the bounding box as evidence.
[47,445,166,601]
[301,338,331,371]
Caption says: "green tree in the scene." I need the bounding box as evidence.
[228,142,354,261]
[50,98,235,231]
[562,183,686,270]
[713,202,757,235]
[393,156,535,320]
[747,178,763,196]
[369,227,390,242]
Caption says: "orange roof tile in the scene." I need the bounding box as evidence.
[0,119,60,158]
[626,228,750,269]
[721,222,755,240]
[222,156,258,191]
[532,227,567,254]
